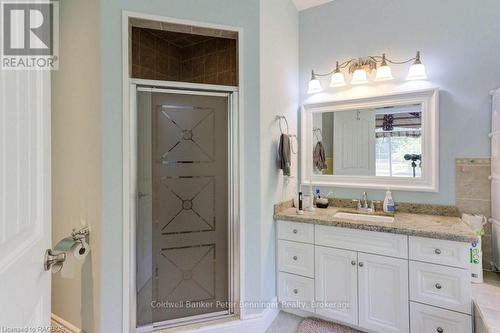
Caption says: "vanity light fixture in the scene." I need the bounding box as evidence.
[307,70,323,94]
[406,51,427,80]
[329,62,347,87]
[374,54,394,82]
[307,51,427,94]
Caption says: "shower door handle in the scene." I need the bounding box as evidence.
[138,192,149,199]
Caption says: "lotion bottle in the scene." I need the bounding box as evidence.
[383,190,395,213]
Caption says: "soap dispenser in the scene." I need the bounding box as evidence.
[383,190,395,213]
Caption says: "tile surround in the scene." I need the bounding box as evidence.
[455,158,493,267]
[131,26,237,86]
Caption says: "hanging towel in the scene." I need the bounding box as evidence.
[313,141,328,171]
[279,134,291,176]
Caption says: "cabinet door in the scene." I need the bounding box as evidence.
[315,246,358,326]
[358,253,409,333]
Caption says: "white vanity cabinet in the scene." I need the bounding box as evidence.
[276,220,473,333]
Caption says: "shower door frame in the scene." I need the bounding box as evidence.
[122,12,245,332]
[127,81,241,332]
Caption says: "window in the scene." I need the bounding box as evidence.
[375,128,422,177]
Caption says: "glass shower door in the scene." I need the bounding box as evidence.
[136,89,229,328]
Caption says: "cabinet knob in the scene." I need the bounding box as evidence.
[358,262,364,267]
[293,229,298,234]
[435,283,442,289]
[293,256,298,261]
[351,260,356,266]
[435,248,441,254]
[437,327,444,333]
[293,289,298,294]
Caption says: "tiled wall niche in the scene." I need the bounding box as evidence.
[455,158,493,268]
[130,19,238,86]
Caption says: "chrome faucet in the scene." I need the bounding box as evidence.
[353,192,375,214]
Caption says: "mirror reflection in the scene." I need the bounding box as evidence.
[312,104,422,178]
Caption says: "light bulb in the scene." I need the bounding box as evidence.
[375,65,394,81]
[329,61,346,87]
[351,68,368,85]
[407,63,427,80]
[307,70,323,94]
[406,51,427,80]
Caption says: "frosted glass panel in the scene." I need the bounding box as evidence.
[136,90,229,327]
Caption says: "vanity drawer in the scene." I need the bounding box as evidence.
[315,225,408,258]
[277,220,314,244]
[409,236,470,269]
[410,302,471,333]
[278,272,314,311]
[409,261,471,314]
[278,240,314,278]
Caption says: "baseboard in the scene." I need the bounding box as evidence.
[154,297,279,333]
[51,313,81,333]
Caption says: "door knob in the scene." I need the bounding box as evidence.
[293,289,298,294]
[436,327,444,333]
[435,248,441,254]
[292,229,298,234]
[358,262,364,267]
[44,249,66,273]
[435,283,442,289]
[351,260,356,266]
[293,256,298,261]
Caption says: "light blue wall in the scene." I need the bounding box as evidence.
[260,0,299,304]
[299,0,500,205]
[99,1,260,331]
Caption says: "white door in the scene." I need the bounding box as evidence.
[358,253,409,333]
[334,109,375,175]
[0,70,51,327]
[315,246,358,326]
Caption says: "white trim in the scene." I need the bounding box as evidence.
[148,298,278,333]
[301,88,439,192]
[132,78,238,93]
[122,11,245,332]
[136,86,229,97]
[51,314,81,333]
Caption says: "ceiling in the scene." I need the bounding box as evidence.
[292,0,333,11]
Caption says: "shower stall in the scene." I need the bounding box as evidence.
[133,85,239,330]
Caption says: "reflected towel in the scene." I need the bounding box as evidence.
[279,134,291,176]
[313,141,328,171]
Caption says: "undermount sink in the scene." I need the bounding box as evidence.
[334,212,395,224]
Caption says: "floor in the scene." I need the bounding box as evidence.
[266,311,303,333]
[472,270,500,333]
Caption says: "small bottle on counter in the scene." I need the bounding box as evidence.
[297,191,304,215]
[383,190,395,213]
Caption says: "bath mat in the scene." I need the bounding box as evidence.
[296,317,364,333]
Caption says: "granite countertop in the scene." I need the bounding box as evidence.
[274,206,477,243]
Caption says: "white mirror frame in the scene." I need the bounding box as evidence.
[301,88,439,192]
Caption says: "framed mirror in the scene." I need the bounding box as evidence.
[301,88,439,191]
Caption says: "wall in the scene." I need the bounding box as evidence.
[299,0,500,205]
[51,0,101,331]
[99,1,260,331]
[260,0,299,302]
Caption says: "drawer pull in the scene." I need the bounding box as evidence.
[293,229,298,234]
[435,283,442,289]
[293,256,298,261]
[358,262,364,267]
[436,327,443,333]
[435,248,441,254]
[351,260,356,266]
[293,289,298,294]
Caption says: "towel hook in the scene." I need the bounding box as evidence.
[276,116,289,135]
[313,127,322,142]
